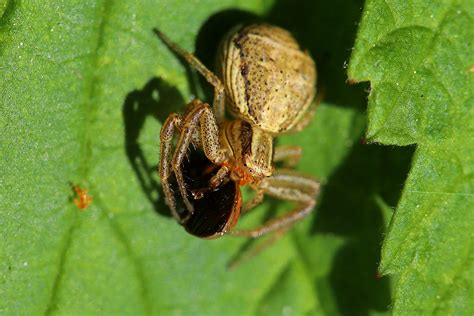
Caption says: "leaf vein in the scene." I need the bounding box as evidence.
[382,0,397,24]
[92,189,152,315]
[369,3,456,141]
[80,0,113,178]
[44,220,77,315]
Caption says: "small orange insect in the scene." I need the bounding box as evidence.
[72,185,92,209]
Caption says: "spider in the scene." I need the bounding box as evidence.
[156,24,320,238]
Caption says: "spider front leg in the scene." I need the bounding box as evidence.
[231,169,320,237]
[161,99,228,222]
[154,29,226,122]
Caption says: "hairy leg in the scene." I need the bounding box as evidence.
[154,28,226,122]
[242,146,303,212]
[171,100,228,214]
[227,226,289,270]
[159,113,185,222]
[273,145,302,167]
[231,169,320,237]
[242,188,265,213]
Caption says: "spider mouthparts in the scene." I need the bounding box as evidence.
[191,189,206,200]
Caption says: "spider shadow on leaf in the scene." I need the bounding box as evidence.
[312,142,414,315]
[123,77,185,217]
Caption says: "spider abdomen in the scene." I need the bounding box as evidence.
[218,24,316,133]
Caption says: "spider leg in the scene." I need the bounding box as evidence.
[242,188,265,213]
[230,169,320,238]
[171,99,228,215]
[159,113,185,223]
[273,146,302,167]
[209,164,231,189]
[154,29,226,122]
[227,226,289,270]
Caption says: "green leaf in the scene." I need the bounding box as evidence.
[349,0,474,314]
[1,0,415,315]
